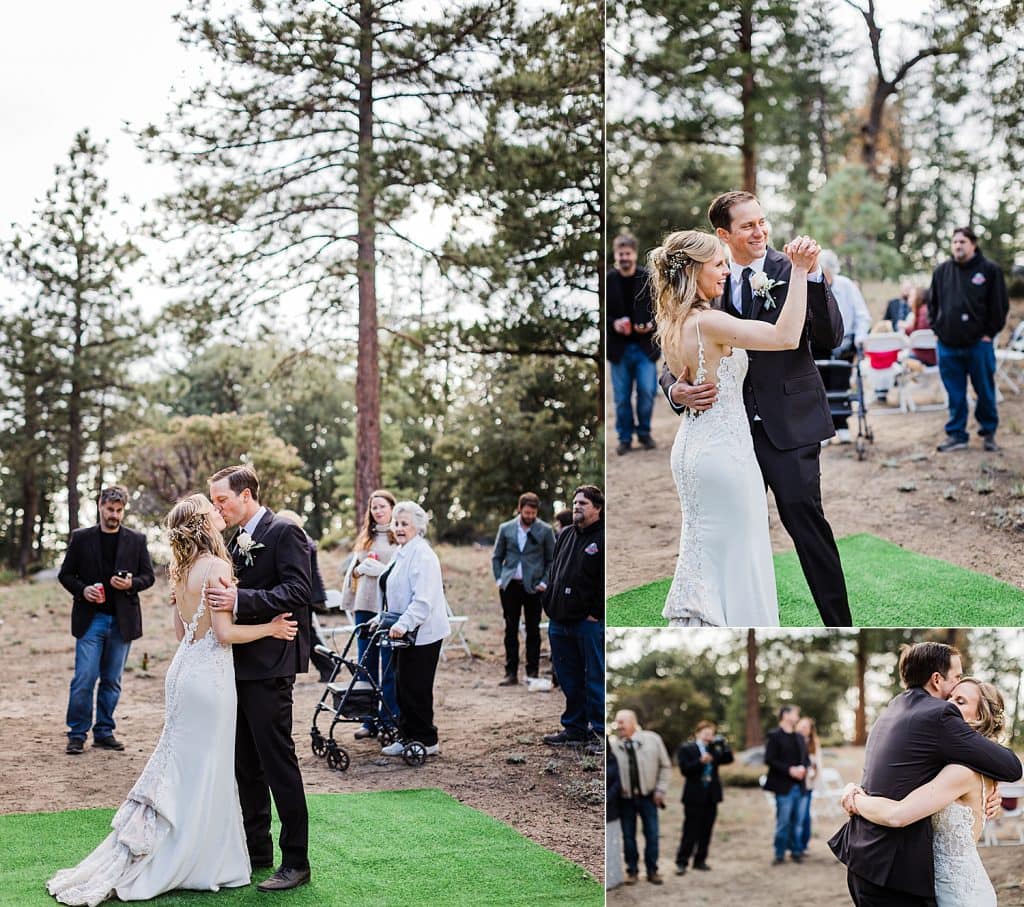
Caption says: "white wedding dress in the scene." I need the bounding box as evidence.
[663,323,779,626]
[47,564,250,905]
[931,778,996,907]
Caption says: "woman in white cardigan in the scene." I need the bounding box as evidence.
[377,501,451,757]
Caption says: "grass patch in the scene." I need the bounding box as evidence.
[607,533,1024,627]
[3,790,600,906]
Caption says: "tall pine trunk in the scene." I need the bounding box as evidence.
[739,2,756,193]
[745,629,762,747]
[354,0,382,519]
[67,292,85,532]
[854,631,868,745]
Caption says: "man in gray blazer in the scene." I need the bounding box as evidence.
[491,492,556,686]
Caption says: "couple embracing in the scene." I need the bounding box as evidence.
[49,465,313,904]
[654,190,852,627]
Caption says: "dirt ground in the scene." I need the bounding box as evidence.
[607,746,1024,906]
[0,545,603,880]
[607,301,1024,600]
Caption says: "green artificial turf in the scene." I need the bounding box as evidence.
[607,532,1024,627]
[4,790,600,907]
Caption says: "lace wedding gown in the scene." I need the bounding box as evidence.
[663,323,779,626]
[48,565,250,905]
[931,778,996,907]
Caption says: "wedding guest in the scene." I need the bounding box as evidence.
[609,710,671,885]
[675,720,734,875]
[378,501,450,757]
[608,232,659,455]
[541,485,604,749]
[902,287,936,366]
[491,492,556,686]
[883,280,913,326]
[277,509,333,684]
[764,704,809,866]
[929,226,1009,453]
[553,508,573,536]
[341,490,399,737]
[606,737,624,891]
[795,716,821,854]
[820,250,871,443]
[58,485,155,755]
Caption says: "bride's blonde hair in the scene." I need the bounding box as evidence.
[955,677,1006,741]
[649,230,723,367]
[166,493,232,585]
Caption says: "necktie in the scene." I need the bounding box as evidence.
[741,267,754,318]
[700,743,713,786]
[624,738,642,798]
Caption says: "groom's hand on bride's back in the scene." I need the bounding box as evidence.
[206,575,237,612]
[669,366,718,411]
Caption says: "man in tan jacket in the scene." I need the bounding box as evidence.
[609,709,672,885]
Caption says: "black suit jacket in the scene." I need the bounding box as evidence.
[678,738,734,805]
[58,525,155,642]
[828,688,1023,898]
[763,726,809,794]
[607,266,658,363]
[231,509,313,681]
[660,248,844,449]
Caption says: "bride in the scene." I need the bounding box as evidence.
[47,494,298,906]
[843,678,1007,907]
[651,229,819,626]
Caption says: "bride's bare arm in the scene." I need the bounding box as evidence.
[204,561,298,645]
[846,764,977,828]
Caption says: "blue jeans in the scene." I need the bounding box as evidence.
[66,612,131,741]
[620,794,660,876]
[796,789,813,852]
[611,344,658,444]
[548,618,604,737]
[937,339,998,442]
[355,610,398,728]
[773,785,805,859]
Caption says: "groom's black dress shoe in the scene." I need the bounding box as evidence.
[257,867,311,891]
[94,736,125,751]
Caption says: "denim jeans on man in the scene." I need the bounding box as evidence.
[619,793,660,877]
[66,611,132,742]
[548,617,604,738]
[774,785,805,860]
[796,789,813,852]
[611,343,657,444]
[937,339,998,442]
[355,609,398,729]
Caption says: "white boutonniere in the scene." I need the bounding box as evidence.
[235,531,265,567]
[749,271,786,309]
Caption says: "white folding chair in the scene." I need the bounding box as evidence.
[898,329,946,413]
[995,322,1024,395]
[861,333,908,403]
[811,766,846,819]
[441,600,472,662]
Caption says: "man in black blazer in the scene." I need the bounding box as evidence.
[58,485,155,755]
[660,191,851,626]
[829,642,1023,905]
[206,465,313,892]
[764,704,810,865]
[675,720,734,875]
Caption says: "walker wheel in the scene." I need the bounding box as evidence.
[379,726,397,746]
[856,438,867,461]
[311,731,327,758]
[326,745,350,772]
[403,741,427,767]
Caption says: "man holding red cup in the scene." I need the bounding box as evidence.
[59,486,155,755]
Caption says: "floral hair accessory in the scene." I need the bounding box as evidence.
[665,250,693,281]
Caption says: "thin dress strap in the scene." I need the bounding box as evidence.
[694,316,707,385]
[980,776,987,830]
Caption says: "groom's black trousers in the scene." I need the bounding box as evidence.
[751,421,852,626]
[847,870,937,907]
[236,676,310,870]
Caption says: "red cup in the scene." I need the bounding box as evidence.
[95,583,106,604]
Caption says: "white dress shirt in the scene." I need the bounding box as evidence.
[241,506,267,538]
[379,535,451,645]
[513,519,529,581]
[830,274,871,347]
[728,253,823,313]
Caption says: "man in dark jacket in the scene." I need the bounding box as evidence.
[541,484,604,749]
[608,232,659,455]
[675,720,734,875]
[58,485,155,755]
[764,705,810,866]
[928,226,1009,452]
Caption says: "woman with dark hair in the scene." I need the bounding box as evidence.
[47,494,296,905]
[795,716,820,853]
[340,490,398,738]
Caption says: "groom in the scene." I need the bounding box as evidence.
[206,464,313,892]
[829,642,1023,905]
[661,190,851,626]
